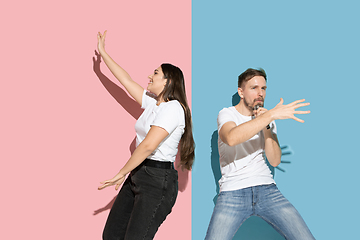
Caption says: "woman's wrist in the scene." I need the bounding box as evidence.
[99,50,107,57]
[118,169,127,178]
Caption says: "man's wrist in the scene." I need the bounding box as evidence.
[266,109,276,122]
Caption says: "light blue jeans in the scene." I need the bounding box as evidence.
[205,184,315,240]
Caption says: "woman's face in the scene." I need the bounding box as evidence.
[147,66,167,96]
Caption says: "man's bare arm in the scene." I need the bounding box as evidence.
[219,98,310,147]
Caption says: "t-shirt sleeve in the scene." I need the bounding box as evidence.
[141,90,157,109]
[151,101,183,134]
[217,108,235,132]
[269,120,277,134]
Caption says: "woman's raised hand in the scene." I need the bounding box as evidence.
[97,30,107,54]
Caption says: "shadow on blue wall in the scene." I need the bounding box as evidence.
[208,93,290,239]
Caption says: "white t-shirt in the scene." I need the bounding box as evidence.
[217,106,276,192]
[134,90,185,162]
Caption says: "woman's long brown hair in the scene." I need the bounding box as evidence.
[157,63,195,170]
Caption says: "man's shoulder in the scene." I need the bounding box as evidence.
[217,106,238,127]
[219,106,235,114]
[218,106,237,118]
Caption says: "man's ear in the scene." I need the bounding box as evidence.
[237,87,243,99]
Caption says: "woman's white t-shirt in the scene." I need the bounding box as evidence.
[134,90,185,162]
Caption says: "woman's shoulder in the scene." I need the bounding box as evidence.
[141,90,157,109]
[158,100,184,118]
[153,100,185,127]
[161,100,183,111]
[164,99,182,107]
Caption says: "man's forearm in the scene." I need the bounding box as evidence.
[223,111,274,146]
[264,129,281,167]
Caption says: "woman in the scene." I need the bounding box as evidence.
[97,31,195,240]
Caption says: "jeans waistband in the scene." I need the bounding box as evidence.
[143,158,174,169]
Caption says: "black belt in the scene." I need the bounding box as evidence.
[143,159,174,169]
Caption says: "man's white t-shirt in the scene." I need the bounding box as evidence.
[134,90,185,162]
[217,106,276,192]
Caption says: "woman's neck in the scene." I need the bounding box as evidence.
[156,97,165,106]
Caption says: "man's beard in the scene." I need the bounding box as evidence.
[243,97,264,111]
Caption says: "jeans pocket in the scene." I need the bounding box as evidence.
[144,166,167,178]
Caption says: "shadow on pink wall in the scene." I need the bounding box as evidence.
[92,51,189,215]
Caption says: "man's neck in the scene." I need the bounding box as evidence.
[235,101,253,116]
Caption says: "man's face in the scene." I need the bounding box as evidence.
[238,76,267,109]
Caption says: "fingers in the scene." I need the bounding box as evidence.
[254,107,267,117]
[293,102,310,109]
[97,31,107,39]
[98,178,115,190]
[292,108,310,122]
[98,174,125,191]
[275,98,284,107]
[98,180,122,191]
[98,182,114,190]
[98,183,107,190]
[289,99,305,105]
[289,99,311,110]
[97,31,107,53]
[294,110,311,115]
[277,98,310,107]
[281,98,310,111]
[115,177,125,190]
[291,115,305,123]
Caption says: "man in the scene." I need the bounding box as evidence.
[205,68,315,240]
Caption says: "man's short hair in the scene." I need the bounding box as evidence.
[238,68,267,88]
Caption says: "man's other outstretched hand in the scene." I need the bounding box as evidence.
[270,98,310,123]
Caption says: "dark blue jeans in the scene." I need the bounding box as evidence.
[103,164,178,240]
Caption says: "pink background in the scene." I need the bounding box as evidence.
[1,1,191,239]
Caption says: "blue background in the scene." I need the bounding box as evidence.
[192,0,360,239]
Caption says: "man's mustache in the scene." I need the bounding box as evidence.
[254,97,264,103]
